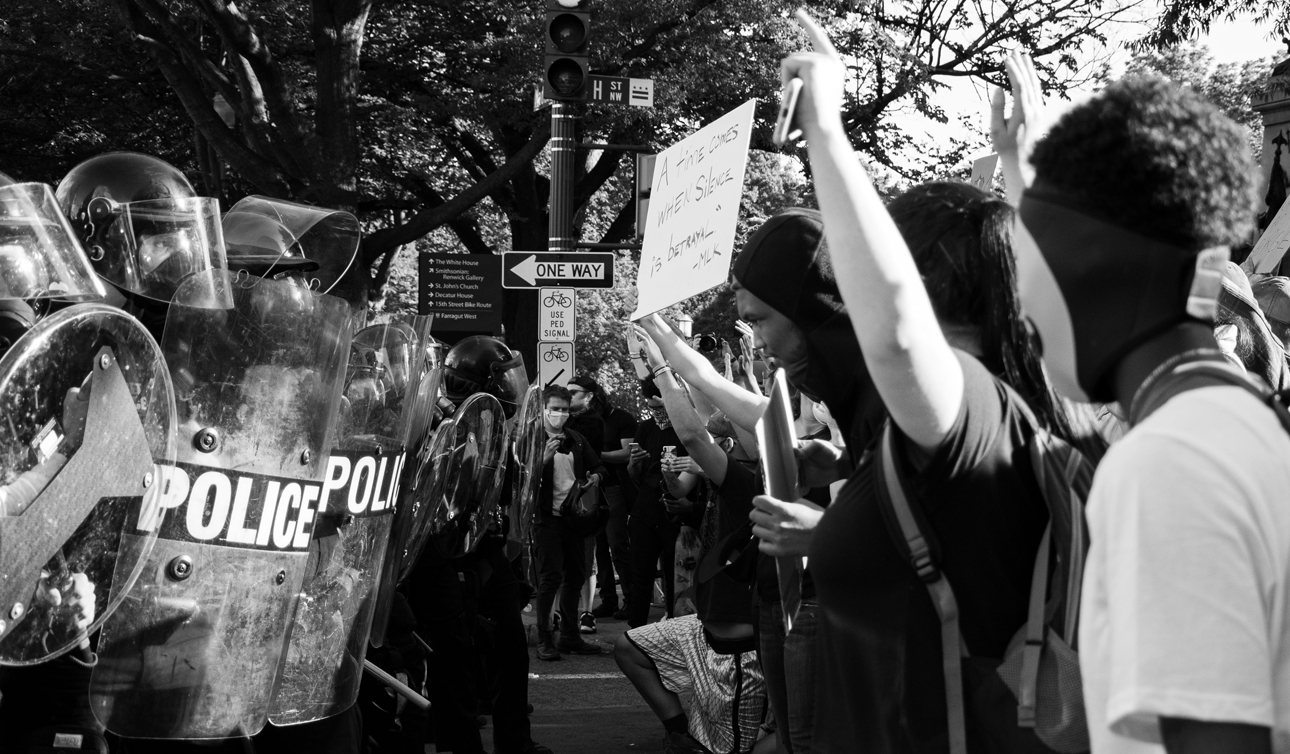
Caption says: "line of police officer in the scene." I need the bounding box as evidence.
[0,153,554,754]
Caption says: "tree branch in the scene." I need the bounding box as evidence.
[363,122,551,260]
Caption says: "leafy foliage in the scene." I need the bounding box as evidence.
[1138,1,1290,51]
[1,0,1141,378]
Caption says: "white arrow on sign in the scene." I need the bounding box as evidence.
[511,255,606,286]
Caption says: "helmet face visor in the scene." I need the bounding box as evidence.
[0,183,105,303]
[222,196,358,295]
[91,196,226,303]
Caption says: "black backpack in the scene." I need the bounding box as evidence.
[874,386,1095,754]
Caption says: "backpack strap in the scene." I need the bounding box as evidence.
[1016,524,1051,729]
[1133,360,1290,435]
[877,424,969,754]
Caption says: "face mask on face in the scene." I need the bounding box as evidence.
[649,405,671,430]
[1015,189,1227,402]
[545,409,568,430]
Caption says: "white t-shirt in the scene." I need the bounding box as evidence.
[1080,386,1290,753]
[549,432,575,516]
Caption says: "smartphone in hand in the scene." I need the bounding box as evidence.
[773,78,804,146]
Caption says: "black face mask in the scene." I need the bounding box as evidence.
[1015,189,1227,402]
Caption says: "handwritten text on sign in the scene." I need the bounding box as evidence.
[631,99,755,319]
[1246,199,1290,274]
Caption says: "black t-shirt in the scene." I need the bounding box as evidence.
[632,419,687,523]
[696,455,761,624]
[807,352,1049,754]
[602,405,638,489]
[568,412,605,459]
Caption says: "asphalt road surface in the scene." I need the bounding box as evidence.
[469,605,670,754]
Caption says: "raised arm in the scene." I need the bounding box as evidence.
[990,52,1047,207]
[784,10,963,453]
[634,324,730,487]
[638,313,768,433]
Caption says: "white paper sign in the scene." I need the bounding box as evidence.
[1245,200,1290,274]
[969,153,999,192]
[630,99,756,320]
[538,341,574,388]
[539,288,576,341]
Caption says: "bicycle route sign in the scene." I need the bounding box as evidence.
[538,341,574,388]
[502,252,615,289]
[540,288,576,341]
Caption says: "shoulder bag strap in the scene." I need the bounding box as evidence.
[877,425,969,754]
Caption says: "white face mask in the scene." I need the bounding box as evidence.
[545,409,569,430]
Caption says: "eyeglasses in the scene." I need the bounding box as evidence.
[567,387,588,395]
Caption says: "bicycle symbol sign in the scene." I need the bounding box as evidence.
[539,287,576,342]
[537,341,574,388]
[543,291,572,309]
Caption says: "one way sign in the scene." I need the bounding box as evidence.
[503,252,616,289]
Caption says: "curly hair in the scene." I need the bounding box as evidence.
[1030,75,1257,251]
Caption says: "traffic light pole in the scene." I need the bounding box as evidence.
[548,102,577,252]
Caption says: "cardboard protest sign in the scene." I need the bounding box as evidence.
[968,153,999,192]
[630,99,756,320]
[1244,200,1290,275]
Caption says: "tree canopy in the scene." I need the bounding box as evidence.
[2,0,1145,373]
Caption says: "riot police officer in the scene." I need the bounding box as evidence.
[406,335,553,754]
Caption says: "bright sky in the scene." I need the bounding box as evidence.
[895,7,1289,176]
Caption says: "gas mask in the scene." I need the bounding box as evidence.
[1014,188,1227,402]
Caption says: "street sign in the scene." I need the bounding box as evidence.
[539,288,576,341]
[502,252,615,289]
[418,253,503,333]
[629,78,654,107]
[538,341,574,387]
[587,75,654,107]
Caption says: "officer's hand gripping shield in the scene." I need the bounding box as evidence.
[89,270,352,740]
[268,318,432,725]
[0,305,175,664]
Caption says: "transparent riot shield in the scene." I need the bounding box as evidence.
[369,343,445,647]
[268,320,431,725]
[427,392,506,559]
[90,270,352,740]
[222,197,359,295]
[509,384,544,546]
[0,304,175,664]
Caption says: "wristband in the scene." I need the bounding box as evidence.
[652,364,674,380]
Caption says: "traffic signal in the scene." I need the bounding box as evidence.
[544,0,590,101]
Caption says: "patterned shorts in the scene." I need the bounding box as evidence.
[626,616,769,754]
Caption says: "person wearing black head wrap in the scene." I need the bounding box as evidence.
[730,207,886,456]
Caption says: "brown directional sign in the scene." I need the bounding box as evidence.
[418,253,503,332]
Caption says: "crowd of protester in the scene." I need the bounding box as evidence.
[529,11,1290,754]
[4,6,1290,754]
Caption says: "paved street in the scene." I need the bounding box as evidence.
[469,606,669,754]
